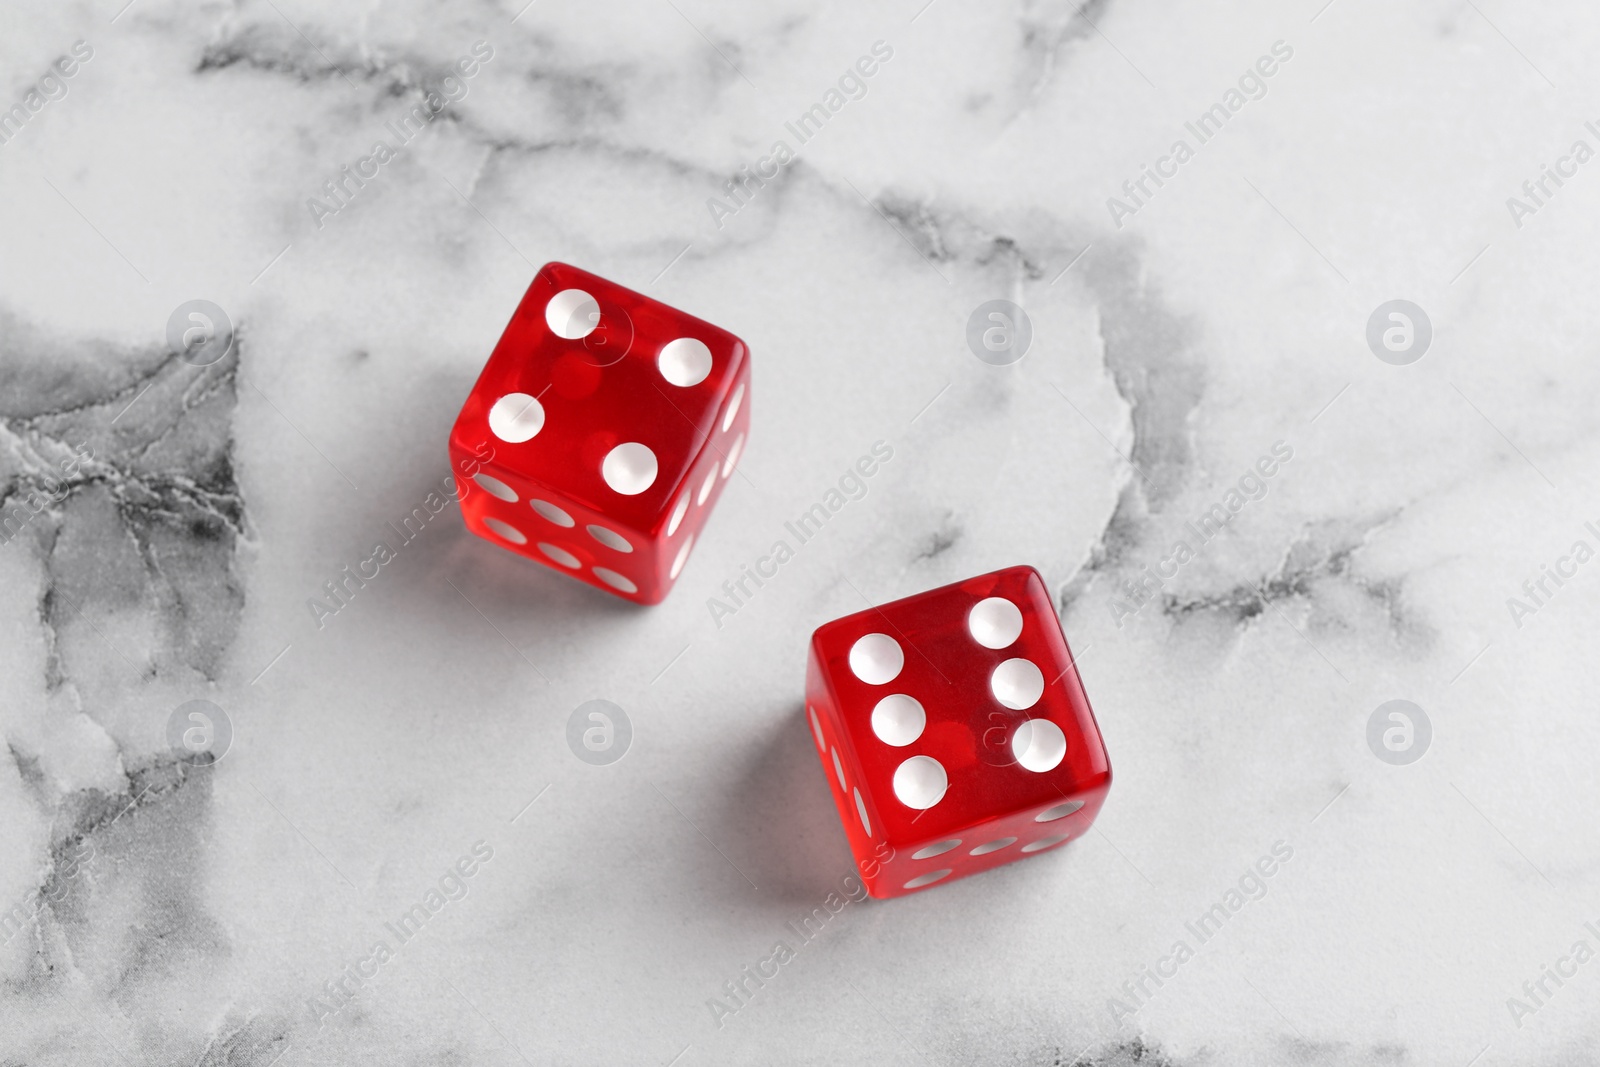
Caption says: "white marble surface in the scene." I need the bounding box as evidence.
[4,0,1600,1063]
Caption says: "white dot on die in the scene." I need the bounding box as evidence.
[991,657,1045,710]
[602,443,657,495]
[808,706,825,750]
[666,493,690,536]
[911,839,961,860]
[854,788,872,837]
[657,338,713,387]
[586,524,632,553]
[1022,833,1072,853]
[482,518,526,545]
[537,542,579,568]
[722,382,745,432]
[473,473,518,502]
[721,433,744,478]
[1012,718,1068,772]
[871,694,925,747]
[1035,800,1084,822]
[696,466,716,505]
[968,597,1024,649]
[892,755,947,810]
[488,392,545,443]
[670,534,695,579]
[849,634,903,685]
[593,567,637,593]
[969,837,1016,856]
[530,499,574,526]
[546,288,600,339]
[903,869,951,890]
[831,747,847,791]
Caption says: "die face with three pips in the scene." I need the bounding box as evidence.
[449,262,750,604]
[805,565,1112,898]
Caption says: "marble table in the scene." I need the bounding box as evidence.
[3,1,1597,1063]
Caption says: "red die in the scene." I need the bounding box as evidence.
[448,263,750,603]
[805,565,1111,898]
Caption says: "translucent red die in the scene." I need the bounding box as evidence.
[805,565,1111,898]
[449,263,750,603]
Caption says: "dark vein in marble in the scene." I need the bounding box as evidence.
[1164,510,1415,636]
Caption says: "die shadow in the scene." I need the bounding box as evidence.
[715,701,864,911]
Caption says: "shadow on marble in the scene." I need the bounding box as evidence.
[710,703,861,910]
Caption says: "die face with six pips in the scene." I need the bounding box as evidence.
[448,262,750,604]
[448,268,1109,902]
[805,565,1112,898]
